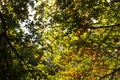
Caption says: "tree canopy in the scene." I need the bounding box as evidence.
[0,0,120,80]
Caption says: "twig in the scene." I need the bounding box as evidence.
[99,68,120,80]
[84,24,120,29]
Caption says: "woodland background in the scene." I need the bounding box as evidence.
[0,0,120,80]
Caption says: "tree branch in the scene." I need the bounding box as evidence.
[99,68,120,80]
[0,11,48,78]
[86,24,120,29]
[0,11,29,68]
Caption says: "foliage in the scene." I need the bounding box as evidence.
[0,0,120,80]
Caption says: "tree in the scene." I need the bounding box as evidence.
[0,0,48,79]
[41,0,120,79]
[0,0,120,80]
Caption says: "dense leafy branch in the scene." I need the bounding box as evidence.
[0,11,31,70]
[0,11,48,79]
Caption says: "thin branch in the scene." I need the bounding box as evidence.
[86,24,120,29]
[99,68,120,80]
[41,23,120,30]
